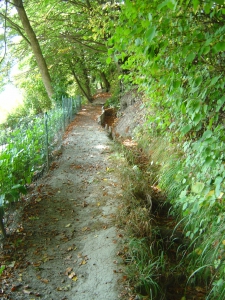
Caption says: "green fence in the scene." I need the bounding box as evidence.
[0,96,81,237]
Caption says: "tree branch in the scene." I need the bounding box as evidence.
[60,33,106,52]
[0,1,8,65]
[0,12,31,45]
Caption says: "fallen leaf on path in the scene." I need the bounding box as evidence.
[57,285,71,291]
[35,293,41,297]
[67,245,77,251]
[195,286,205,293]
[65,267,73,275]
[18,274,23,282]
[79,260,87,266]
[11,284,22,292]
[65,255,72,260]
[23,289,32,294]
[33,262,41,267]
[68,272,76,279]
[42,254,53,262]
[82,201,88,207]
[8,261,15,268]
[29,216,39,220]
[72,276,78,281]
[82,227,90,232]
[41,279,49,284]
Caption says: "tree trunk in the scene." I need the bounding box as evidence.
[80,51,93,100]
[71,68,93,102]
[13,0,54,99]
[0,218,6,238]
[0,206,6,238]
[100,71,110,92]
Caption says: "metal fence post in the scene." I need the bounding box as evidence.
[70,97,72,121]
[78,95,81,109]
[44,112,49,171]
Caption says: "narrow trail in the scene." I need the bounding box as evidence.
[1,105,124,300]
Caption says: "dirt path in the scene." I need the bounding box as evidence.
[1,105,124,300]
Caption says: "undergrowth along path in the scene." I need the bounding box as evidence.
[1,105,124,300]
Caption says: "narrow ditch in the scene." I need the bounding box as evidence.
[103,111,207,299]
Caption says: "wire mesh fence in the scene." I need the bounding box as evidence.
[0,96,81,228]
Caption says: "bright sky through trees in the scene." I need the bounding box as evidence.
[0,84,23,123]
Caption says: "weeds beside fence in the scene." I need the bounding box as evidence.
[0,96,81,237]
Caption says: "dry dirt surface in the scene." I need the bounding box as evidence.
[0,104,124,300]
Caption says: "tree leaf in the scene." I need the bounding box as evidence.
[201,130,212,140]
[191,182,205,194]
[145,26,156,43]
[192,0,200,12]
[214,0,224,4]
[181,124,192,135]
[0,265,5,275]
[216,95,225,112]
[135,38,142,46]
[106,57,111,65]
[187,52,195,62]
[213,42,225,53]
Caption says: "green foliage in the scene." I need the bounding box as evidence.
[110,0,225,298]
[104,83,120,109]
[0,115,45,203]
[0,97,80,209]
[126,238,163,298]
[0,265,5,276]
[0,0,117,104]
